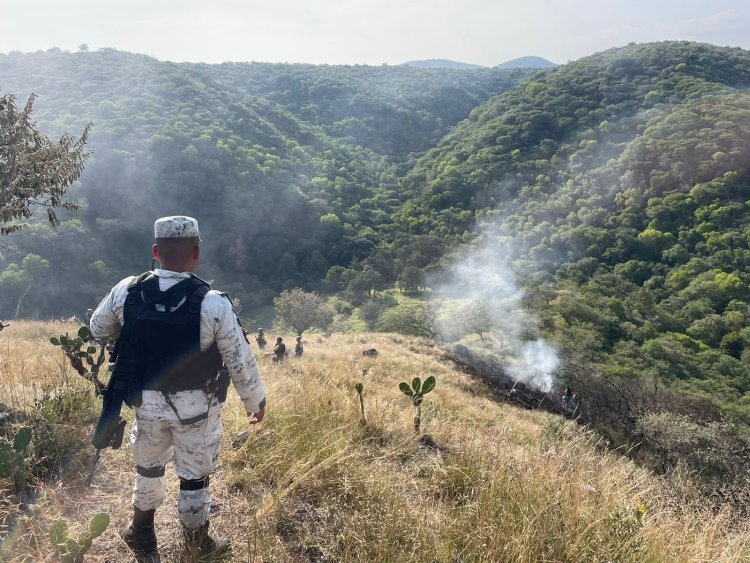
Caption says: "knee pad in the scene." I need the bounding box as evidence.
[136,465,166,478]
[180,475,210,491]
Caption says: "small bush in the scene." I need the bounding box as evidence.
[35,387,97,426]
[636,412,750,484]
[358,300,387,330]
[28,415,91,483]
[331,298,354,315]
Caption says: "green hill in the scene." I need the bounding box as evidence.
[0,49,528,315]
[395,41,750,420]
[496,55,557,68]
[3,41,750,422]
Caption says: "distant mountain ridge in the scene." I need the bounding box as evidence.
[402,56,557,69]
[496,56,557,69]
[401,59,487,69]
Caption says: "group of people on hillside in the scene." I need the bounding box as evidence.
[255,328,303,361]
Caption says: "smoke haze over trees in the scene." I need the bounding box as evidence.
[3,41,750,421]
[0,49,530,316]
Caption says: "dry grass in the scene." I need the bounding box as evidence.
[1,321,749,562]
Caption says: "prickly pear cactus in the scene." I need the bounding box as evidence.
[49,512,110,563]
[50,326,109,395]
[0,426,33,502]
[399,376,436,433]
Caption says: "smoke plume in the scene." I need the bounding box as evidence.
[430,218,559,391]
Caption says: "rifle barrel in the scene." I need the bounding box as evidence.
[85,448,102,487]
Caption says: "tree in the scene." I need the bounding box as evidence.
[377,301,444,343]
[459,301,493,342]
[273,288,332,336]
[397,266,424,294]
[345,266,385,303]
[1,93,91,235]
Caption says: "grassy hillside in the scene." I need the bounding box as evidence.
[1,321,748,561]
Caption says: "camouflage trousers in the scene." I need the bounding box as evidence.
[130,390,223,529]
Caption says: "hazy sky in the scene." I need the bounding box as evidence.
[2,0,748,66]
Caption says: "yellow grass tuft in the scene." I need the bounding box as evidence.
[1,321,749,561]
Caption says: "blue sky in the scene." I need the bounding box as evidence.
[2,0,748,65]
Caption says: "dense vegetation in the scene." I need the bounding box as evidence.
[0,49,528,315]
[3,41,750,423]
[396,41,750,422]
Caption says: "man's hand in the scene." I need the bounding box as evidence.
[247,409,265,424]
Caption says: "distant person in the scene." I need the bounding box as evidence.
[294,335,303,358]
[255,328,267,350]
[562,386,578,415]
[272,337,287,362]
[89,216,266,562]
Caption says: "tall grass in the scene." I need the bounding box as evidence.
[1,322,749,561]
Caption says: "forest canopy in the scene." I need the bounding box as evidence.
[2,41,750,420]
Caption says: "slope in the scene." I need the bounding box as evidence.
[1,322,747,561]
[196,61,530,158]
[394,41,750,420]
[0,50,390,315]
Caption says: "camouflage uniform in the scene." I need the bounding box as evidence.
[90,217,265,541]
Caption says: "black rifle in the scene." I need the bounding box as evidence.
[52,325,126,486]
[87,338,130,485]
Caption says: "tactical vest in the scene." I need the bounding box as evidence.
[122,272,223,393]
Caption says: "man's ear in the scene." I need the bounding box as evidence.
[152,244,160,260]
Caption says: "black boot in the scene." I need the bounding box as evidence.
[121,507,160,563]
[182,520,230,560]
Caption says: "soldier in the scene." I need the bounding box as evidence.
[294,335,303,358]
[272,336,287,362]
[89,216,266,562]
[255,328,267,350]
[562,386,578,416]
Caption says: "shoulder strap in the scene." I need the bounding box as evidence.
[187,284,210,314]
[125,273,208,309]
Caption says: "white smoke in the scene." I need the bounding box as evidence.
[506,340,559,392]
[430,218,559,392]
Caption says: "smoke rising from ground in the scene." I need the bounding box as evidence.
[430,219,559,392]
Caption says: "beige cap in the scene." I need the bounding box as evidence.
[154,216,200,239]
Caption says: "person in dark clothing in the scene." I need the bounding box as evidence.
[562,386,578,415]
[272,337,287,362]
[294,336,303,358]
[255,328,267,350]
